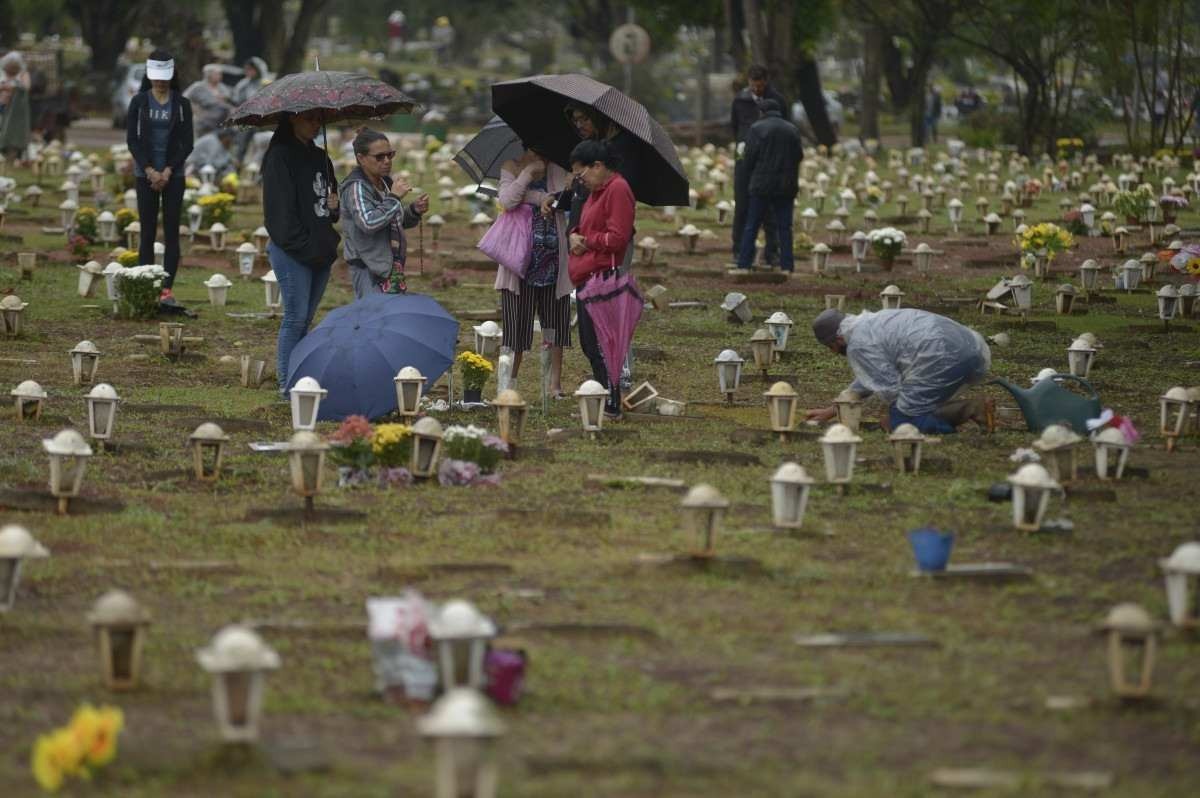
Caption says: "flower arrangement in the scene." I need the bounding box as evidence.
[115,264,167,319]
[74,206,98,241]
[1061,209,1088,237]
[31,704,124,792]
[1055,137,1085,160]
[371,422,414,468]
[1112,186,1154,221]
[457,351,493,392]
[220,172,239,193]
[442,424,507,474]
[66,234,91,260]
[114,207,137,235]
[328,415,375,471]
[792,231,814,252]
[1021,179,1042,199]
[197,192,235,226]
[864,185,885,206]
[116,248,140,268]
[867,227,907,261]
[1159,194,1188,210]
[1016,222,1074,267]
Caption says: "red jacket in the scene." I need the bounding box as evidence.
[568,173,635,286]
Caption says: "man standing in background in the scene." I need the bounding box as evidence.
[730,65,787,268]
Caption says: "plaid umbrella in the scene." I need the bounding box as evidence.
[491,73,689,207]
[576,270,644,390]
[453,116,524,197]
[225,71,419,127]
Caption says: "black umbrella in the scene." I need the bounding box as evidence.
[491,73,689,207]
[452,116,524,197]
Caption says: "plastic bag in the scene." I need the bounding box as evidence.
[366,592,437,701]
[477,203,532,277]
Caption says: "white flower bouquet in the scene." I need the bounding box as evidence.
[867,227,907,261]
[115,264,167,319]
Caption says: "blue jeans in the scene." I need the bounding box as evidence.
[737,195,794,271]
[269,243,331,394]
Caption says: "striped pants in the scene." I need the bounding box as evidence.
[499,284,572,352]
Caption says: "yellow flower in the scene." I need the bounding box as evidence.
[32,728,84,792]
[221,172,239,191]
[70,704,123,767]
[1187,258,1200,276]
[371,423,412,455]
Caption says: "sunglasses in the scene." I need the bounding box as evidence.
[368,150,397,162]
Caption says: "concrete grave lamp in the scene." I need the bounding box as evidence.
[850,230,868,270]
[410,416,445,479]
[70,340,101,386]
[1,294,28,336]
[1031,424,1083,483]
[1066,337,1096,378]
[1007,462,1060,532]
[261,269,281,312]
[189,422,230,482]
[713,349,743,403]
[1160,542,1200,629]
[472,321,502,358]
[1092,427,1132,480]
[43,428,93,514]
[287,430,329,511]
[12,379,47,421]
[763,381,799,441]
[393,366,427,419]
[1078,259,1101,294]
[889,423,927,474]
[493,389,528,448]
[429,599,497,690]
[84,383,120,444]
[1159,386,1191,452]
[574,379,609,436]
[880,284,904,310]
[770,462,815,529]
[1054,284,1078,315]
[1099,603,1157,699]
[764,311,793,355]
[159,321,185,357]
[205,273,233,307]
[417,688,505,798]
[749,328,775,378]
[76,259,103,297]
[832,389,864,433]
[681,483,730,556]
[0,524,49,612]
[720,292,752,324]
[197,625,281,742]
[820,423,862,484]
[289,377,327,431]
[235,242,256,279]
[810,242,831,273]
[88,589,151,690]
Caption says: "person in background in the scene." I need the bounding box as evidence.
[184,63,232,138]
[126,49,193,303]
[339,128,428,299]
[805,308,993,434]
[186,128,238,180]
[232,57,268,161]
[736,98,802,273]
[262,110,340,397]
[924,85,942,144]
[0,51,31,160]
[730,64,787,267]
[567,139,635,419]
[495,143,573,397]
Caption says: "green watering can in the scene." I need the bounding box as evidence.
[989,374,1102,435]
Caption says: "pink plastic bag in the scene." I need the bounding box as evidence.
[477,203,532,277]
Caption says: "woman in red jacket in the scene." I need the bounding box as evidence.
[567,139,635,418]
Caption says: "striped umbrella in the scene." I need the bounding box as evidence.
[491,73,689,207]
[453,116,524,197]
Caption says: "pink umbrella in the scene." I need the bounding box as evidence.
[576,271,643,386]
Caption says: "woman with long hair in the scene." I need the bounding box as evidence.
[125,49,193,302]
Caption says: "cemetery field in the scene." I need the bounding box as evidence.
[2,151,1200,797]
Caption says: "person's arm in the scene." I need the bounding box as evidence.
[731,97,739,139]
[343,179,401,232]
[847,347,901,404]
[125,95,150,174]
[743,127,761,174]
[582,181,634,255]
[401,202,423,228]
[165,98,194,175]
[497,162,533,211]
[262,149,312,257]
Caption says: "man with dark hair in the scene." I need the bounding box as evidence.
[730,65,788,266]
[736,98,801,273]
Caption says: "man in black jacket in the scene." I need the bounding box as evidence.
[730,65,787,266]
[736,99,802,272]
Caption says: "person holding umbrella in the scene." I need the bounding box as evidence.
[567,139,636,419]
[262,110,341,397]
[340,128,428,298]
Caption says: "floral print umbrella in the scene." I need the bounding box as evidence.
[225,71,419,127]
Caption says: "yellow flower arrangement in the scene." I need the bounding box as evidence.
[220,172,240,192]
[31,704,123,792]
[457,351,494,391]
[114,207,137,235]
[117,249,140,268]
[371,423,413,467]
[198,192,236,226]
[1016,222,1073,267]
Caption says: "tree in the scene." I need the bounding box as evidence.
[221,0,332,76]
[64,0,143,76]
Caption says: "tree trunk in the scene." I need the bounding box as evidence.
[260,0,288,74]
[722,0,746,67]
[796,58,836,147]
[279,0,331,75]
[860,23,882,140]
[68,0,143,76]
[223,0,265,67]
[881,34,913,113]
[908,59,932,147]
[741,0,768,67]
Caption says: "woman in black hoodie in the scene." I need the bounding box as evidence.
[261,110,340,396]
[125,50,193,302]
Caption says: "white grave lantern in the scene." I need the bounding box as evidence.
[637,236,658,263]
[713,349,743,403]
[1,294,28,336]
[417,688,505,798]
[252,226,270,256]
[1159,386,1190,452]
[1009,274,1033,310]
[763,381,799,440]
[12,379,47,421]
[1032,424,1082,483]
[187,203,202,232]
[832,389,863,432]
[96,210,117,243]
[1079,259,1101,293]
[825,218,846,246]
[471,211,492,234]
[820,423,861,484]
[574,379,609,436]
[1157,284,1179,323]
[287,430,329,510]
[749,327,775,377]
[493,389,528,448]
[56,197,77,229]
[1117,259,1141,292]
[1179,283,1197,318]
[289,376,327,431]
[947,197,964,232]
[42,428,93,514]
[1139,251,1158,283]
[889,423,926,474]
[87,589,151,690]
[197,625,281,742]
[714,200,732,224]
[393,366,427,418]
[678,223,701,254]
[153,241,165,266]
[1007,462,1059,531]
[261,270,281,311]
[188,422,230,482]
[429,599,497,689]
[84,383,120,443]
[472,321,502,358]
[24,184,42,207]
[70,340,101,386]
[850,230,869,270]
[681,483,729,556]
[0,524,49,612]
[1054,284,1078,315]
[121,187,137,210]
[810,242,831,273]
[983,212,1002,236]
[17,250,36,279]
[1066,337,1096,378]
[204,273,233,307]
[426,214,445,245]
[410,416,444,478]
[208,222,228,251]
[800,207,817,233]
[770,463,815,529]
[913,242,935,273]
[720,291,752,324]
[199,163,217,187]
[124,220,140,250]
[61,179,79,204]
[1099,604,1157,699]
[235,241,257,278]
[77,259,103,297]
[764,311,793,353]
[1159,543,1200,628]
[1080,202,1096,233]
[1092,426,1131,480]
[102,262,124,308]
[880,284,904,310]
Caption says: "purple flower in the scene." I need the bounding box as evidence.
[483,435,509,454]
[378,467,414,487]
[438,458,481,486]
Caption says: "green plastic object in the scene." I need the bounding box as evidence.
[989,375,1101,435]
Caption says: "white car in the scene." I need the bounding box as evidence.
[792,90,843,139]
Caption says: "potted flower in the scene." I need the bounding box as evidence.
[1016,222,1073,277]
[864,185,885,207]
[1159,194,1188,224]
[114,208,137,237]
[1020,179,1042,207]
[439,424,507,486]
[115,265,168,319]
[1113,186,1153,224]
[370,422,414,485]
[74,206,99,242]
[197,192,235,227]
[328,415,376,486]
[116,249,140,268]
[867,227,906,271]
[457,351,493,404]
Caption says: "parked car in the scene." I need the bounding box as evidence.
[111,62,143,129]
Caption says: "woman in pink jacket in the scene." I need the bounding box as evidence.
[494,144,574,397]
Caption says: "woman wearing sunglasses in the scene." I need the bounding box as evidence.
[340,128,429,299]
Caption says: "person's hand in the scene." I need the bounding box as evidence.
[569,232,587,255]
[525,159,545,179]
[144,167,159,185]
[540,195,555,216]
[804,406,837,423]
[390,177,412,199]
[327,191,339,211]
[161,166,172,182]
[413,193,430,214]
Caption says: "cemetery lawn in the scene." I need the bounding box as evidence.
[2,166,1200,797]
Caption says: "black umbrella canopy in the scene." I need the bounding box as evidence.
[226,71,420,128]
[491,73,689,207]
[453,116,524,193]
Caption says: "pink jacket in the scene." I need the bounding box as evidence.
[492,158,574,300]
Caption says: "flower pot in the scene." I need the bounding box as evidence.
[464,388,483,404]
[879,257,895,272]
[907,527,954,572]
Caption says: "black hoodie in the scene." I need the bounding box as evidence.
[261,119,341,270]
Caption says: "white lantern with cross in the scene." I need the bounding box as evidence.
[1007,462,1059,531]
[42,428,93,513]
[189,422,230,482]
[208,222,228,251]
[1157,284,1179,324]
[1099,603,1157,699]
[96,210,117,243]
[85,383,120,443]
[393,366,426,419]
[764,311,793,354]
[187,203,203,232]
[0,524,49,612]
[429,599,497,690]
[287,430,329,509]
[417,688,505,798]
[235,241,256,278]
[770,462,815,529]
[87,589,151,690]
[820,423,862,484]
[913,242,935,272]
[197,625,281,742]
[947,197,964,232]
[1092,426,1131,480]
[810,242,831,273]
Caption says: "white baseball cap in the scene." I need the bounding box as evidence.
[146,57,175,81]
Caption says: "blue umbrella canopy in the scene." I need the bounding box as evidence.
[286,293,459,421]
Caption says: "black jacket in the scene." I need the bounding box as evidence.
[262,131,341,270]
[730,85,788,143]
[125,90,194,174]
[744,110,803,198]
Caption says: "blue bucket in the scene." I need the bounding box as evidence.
[908,527,955,572]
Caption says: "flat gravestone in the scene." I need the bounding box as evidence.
[929,768,1113,792]
[910,563,1032,581]
[584,474,687,492]
[795,631,938,648]
[649,450,761,466]
[0,488,125,515]
[709,686,847,704]
[505,621,657,641]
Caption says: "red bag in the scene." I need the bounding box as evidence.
[477,203,532,277]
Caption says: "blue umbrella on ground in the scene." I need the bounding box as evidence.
[286,293,459,421]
